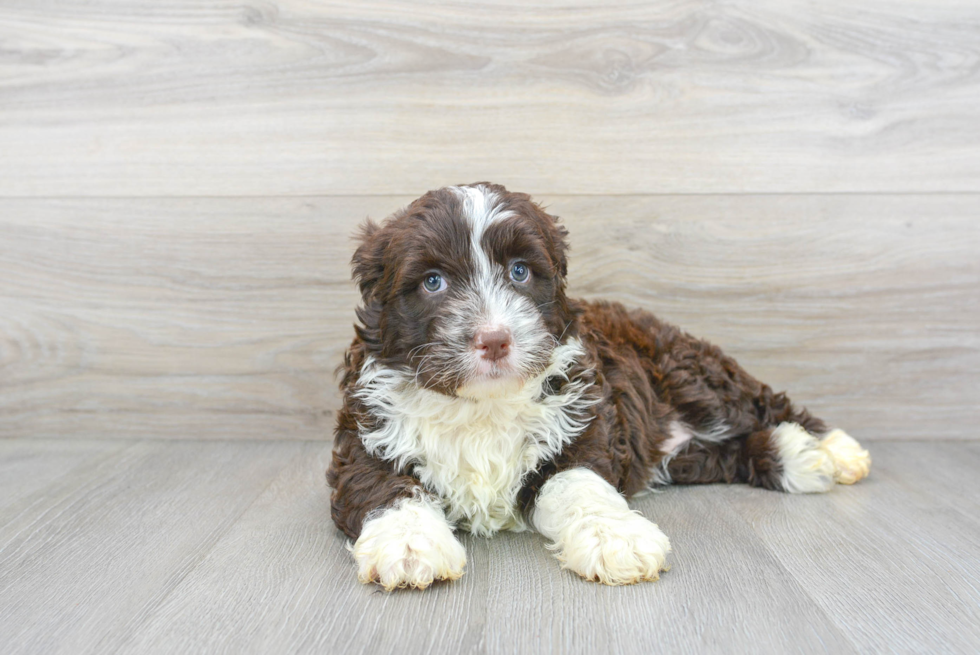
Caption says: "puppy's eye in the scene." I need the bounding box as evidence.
[509,262,531,284]
[422,272,447,293]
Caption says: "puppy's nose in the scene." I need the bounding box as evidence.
[474,328,512,362]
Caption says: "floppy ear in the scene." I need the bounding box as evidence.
[534,205,569,281]
[532,205,577,337]
[350,219,391,301]
[550,219,570,280]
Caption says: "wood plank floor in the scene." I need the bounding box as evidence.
[2,439,978,655]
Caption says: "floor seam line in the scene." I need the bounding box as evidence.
[718,492,864,655]
[104,441,308,655]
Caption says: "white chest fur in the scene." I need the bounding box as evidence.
[354,340,593,536]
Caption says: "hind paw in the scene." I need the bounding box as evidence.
[820,429,871,485]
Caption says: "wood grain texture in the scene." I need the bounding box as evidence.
[2,439,978,654]
[724,443,980,653]
[868,441,980,523]
[478,489,857,655]
[0,439,127,511]
[0,440,304,655]
[78,441,856,655]
[2,195,977,440]
[1,0,979,196]
[2,2,976,652]
[115,441,490,655]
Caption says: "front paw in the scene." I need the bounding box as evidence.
[350,497,466,591]
[554,512,671,586]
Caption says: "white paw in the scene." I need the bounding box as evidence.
[350,496,466,591]
[772,422,836,493]
[820,429,871,485]
[532,468,671,585]
[556,511,671,585]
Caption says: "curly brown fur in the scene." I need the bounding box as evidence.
[325,183,870,587]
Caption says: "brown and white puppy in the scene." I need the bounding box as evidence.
[327,183,871,590]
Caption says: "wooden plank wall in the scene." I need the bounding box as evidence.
[1,1,978,440]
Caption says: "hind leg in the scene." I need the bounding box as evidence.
[652,326,871,493]
[743,423,871,493]
[665,422,871,493]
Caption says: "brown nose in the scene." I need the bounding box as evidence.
[474,328,512,362]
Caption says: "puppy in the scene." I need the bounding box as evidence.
[327,182,871,590]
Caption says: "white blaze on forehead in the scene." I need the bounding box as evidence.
[450,184,511,278]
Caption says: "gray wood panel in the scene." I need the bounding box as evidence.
[68,441,855,655]
[115,441,490,655]
[479,489,857,655]
[0,439,127,511]
[724,444,980,653]
[859,441,980,528]
[2,195,977,440]
[2,439,978,654]
[0,440,304,655]
[1,1,979,196]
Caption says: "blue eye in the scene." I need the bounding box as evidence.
[422,272,446,293]
[510,262,530,283]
